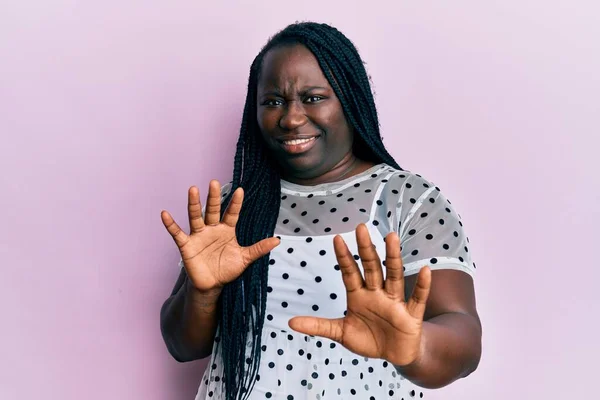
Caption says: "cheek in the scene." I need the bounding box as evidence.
[335,112,352,133]
[257,110,276,135]
[320,105,352,142]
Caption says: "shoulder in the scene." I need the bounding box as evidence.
[375,165,469,241]
[376,166,443,206]
[378,167,476,275]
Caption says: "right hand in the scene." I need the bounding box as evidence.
[161,180,280,293]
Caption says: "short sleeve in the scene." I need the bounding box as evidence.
[394,174,476,277]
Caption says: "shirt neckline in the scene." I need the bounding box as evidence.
[280,163,388,194]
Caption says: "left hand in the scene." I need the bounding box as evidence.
[288,223,432,367]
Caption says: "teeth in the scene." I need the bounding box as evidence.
[283,137,316,145]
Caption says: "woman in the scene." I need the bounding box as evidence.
[160,22,481,400]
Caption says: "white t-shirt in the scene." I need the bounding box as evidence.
[192,163,476,399]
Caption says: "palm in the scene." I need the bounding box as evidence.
[336,283,425,366]
[161,180,280,293]
[179,224,249,292]
[289,224,431,367]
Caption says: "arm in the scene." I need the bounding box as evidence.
[160,267,222,362]
[395,269,482,388]
[288,226,481,390]
[159,182,280,363]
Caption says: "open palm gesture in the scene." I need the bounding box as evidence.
[289,223,432,367]
[161,180,280,293]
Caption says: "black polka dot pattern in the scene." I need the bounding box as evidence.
[195,165,475,400]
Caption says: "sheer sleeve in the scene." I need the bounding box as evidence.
[393,173,476,277]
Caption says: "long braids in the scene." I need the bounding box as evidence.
[215,22,402,400]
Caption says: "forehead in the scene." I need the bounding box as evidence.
[258,44,329,89]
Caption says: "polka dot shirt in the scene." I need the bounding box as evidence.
[192,163,476,399]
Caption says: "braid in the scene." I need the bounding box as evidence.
[215,22,402,400]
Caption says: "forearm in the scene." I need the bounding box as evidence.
[394,312,482,389]
[160,278,222,362]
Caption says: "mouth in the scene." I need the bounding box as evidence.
[276,135,321,155]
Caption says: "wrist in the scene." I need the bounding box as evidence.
[185,279,222,307]
[393,322,428,373]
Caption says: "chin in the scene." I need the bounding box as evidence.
[279,156,330,179]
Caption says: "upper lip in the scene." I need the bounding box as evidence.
[276,134,320,143]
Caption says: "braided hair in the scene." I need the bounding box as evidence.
[216,21,402,400]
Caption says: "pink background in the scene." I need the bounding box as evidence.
[1,1,598,399]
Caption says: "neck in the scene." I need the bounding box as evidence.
[281,154,376,186]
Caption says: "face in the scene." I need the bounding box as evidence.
[256,44,355,181]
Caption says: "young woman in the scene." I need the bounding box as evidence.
[160,21,481,400]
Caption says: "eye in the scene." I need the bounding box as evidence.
[305,95,324,103]
[263,99,283,107]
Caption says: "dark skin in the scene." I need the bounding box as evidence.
[160,43,481,389]
[257,44,374,184]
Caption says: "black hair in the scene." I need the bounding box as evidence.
[216,21,402,399]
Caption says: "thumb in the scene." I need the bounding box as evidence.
[288,316,344,343]
[242,237,281,264]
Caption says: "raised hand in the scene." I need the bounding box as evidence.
[288,223,432,367]
[161,180,280,293]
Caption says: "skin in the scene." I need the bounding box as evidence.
[160,43,482,389]
[160,183,280,361]
[256,44,374,184]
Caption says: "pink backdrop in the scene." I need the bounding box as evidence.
[1,1,598,399]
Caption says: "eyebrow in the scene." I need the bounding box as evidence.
[301,86,329,91]
[259,86,330,96]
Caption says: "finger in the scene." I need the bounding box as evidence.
[161,210,189,248]
[383,231,405,299]
[406,266,432,320]
[333,235,364,293]
[204,180,222,225]
[188,186,205,234]
[288,316,344,343]
[242,237,281,264]
[355,224,384,290]
[221,187,244,227]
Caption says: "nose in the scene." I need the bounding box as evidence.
[278,101,308,130]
